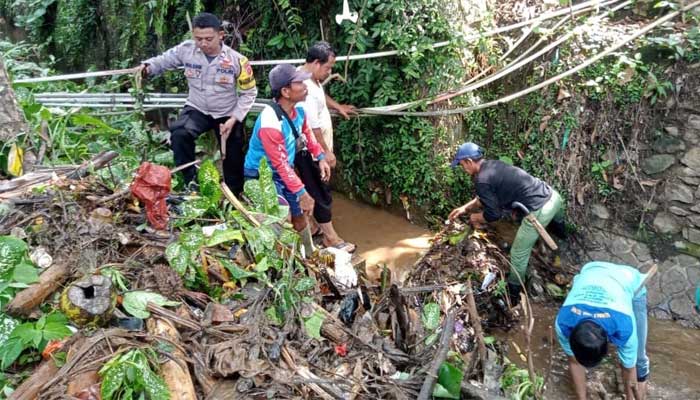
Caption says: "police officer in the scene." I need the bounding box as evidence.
[138,12,257,194]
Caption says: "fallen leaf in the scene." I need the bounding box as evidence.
[613,175,624,190]
[557,87,572,102]
[539,115,551,132]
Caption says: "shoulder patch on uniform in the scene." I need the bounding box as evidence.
[237,56,256,90]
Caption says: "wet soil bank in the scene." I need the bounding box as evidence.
[332,196,700,399]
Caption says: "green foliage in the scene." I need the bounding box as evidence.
[0,312,72,371]
[243,160,288,220]
[197,159,223,205]
[303,310,325,339]
[432,362,463,399]
[0,236,39,309]
[99,348,170,400]
[500,362,544,400]
[121,291,179,319]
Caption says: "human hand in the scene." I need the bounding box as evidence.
[219,118,237,139]
[448,205,467,221]
[299,192,315,213]
[319,159,331,182]
[137,64,149,79]
[336,104,357,119]
[325,152,337,168]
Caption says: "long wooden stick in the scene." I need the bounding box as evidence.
[634,263,658,297]
[417,308,457,400]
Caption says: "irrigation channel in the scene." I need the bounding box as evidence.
[333,194,700,399]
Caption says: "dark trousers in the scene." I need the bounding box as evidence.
[170,106,245,194]
[295,156,332,223]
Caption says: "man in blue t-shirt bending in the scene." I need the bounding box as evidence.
[556,261,650,400]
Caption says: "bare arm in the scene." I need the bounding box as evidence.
[621,366,638,399]
[325,94,356,119]
[448,197,482,221]
[568,357,587,400]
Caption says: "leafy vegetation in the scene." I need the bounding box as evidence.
[98,348,170,400]
[0,312,72,371]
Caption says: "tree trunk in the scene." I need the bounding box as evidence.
[0,57,30,143]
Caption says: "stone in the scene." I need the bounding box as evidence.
[617,252,638,266]
[664,126,679,136]
[591,203,610,220]
[683,227,700,244]
[676,254,700,268]
[660,268,688,296]
[669,293,695,318]
[653,135,686,153]
[641,154,675,175]
[692,204,700,213]
[681,148,700,170]
[610,238,633,255]
[653,212,681,234]
[645,274,663,307]
[680,175,700,186]
[689,114,700,130]
[669,206,691,216]
[665,182,694,204]
[688,214,700,228]
[681,167,700,177]
[632,243,652,263]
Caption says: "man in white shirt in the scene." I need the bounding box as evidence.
[298,41,357,252]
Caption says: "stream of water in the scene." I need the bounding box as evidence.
[332,194,700,399]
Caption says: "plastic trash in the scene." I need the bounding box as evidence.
[324,246,357,288]
[30,246,53,269]
[130,162,171,230]
[338,288,371,326]
[480,271,497,291]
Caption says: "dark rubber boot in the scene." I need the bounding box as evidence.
[508,282,522,307]
[547,218,568,240]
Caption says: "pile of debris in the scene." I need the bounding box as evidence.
[0,153,569,400]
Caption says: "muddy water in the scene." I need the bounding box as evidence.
[332,193,433,282]
[332,196,700,399]
[498,304,700,399]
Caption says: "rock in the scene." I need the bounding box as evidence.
[653,136,686,153]
[692,204,700,213]
[653,212,681,234]
[632,243,652,263]
[611,238,633,255]
[664,126,679,136]
[681,167,700,177]
[660,268,687,296]
[688,114,700,130]
[680,175,700,186]
[676,254,700,268]
[674,240,700,259]
[681,148,700,170]
[641,154,675,175]
[669,206,691,216]
[688,214,700,228]
[665,182,694,204]
[669,292,695,318]
[591,203,610,219]
[683,227,700,244]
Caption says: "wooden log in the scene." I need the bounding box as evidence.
[466,279,487,363]
[9,359,59,400]
[311,303,351,344]
[146,317,197,400]
[66,371,100,398]
[5,262,69,316]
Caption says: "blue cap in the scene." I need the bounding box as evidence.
[450,142,484,167]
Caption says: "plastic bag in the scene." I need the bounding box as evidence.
[130,162,171,230]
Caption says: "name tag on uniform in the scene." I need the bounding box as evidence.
[185,68,202,79]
